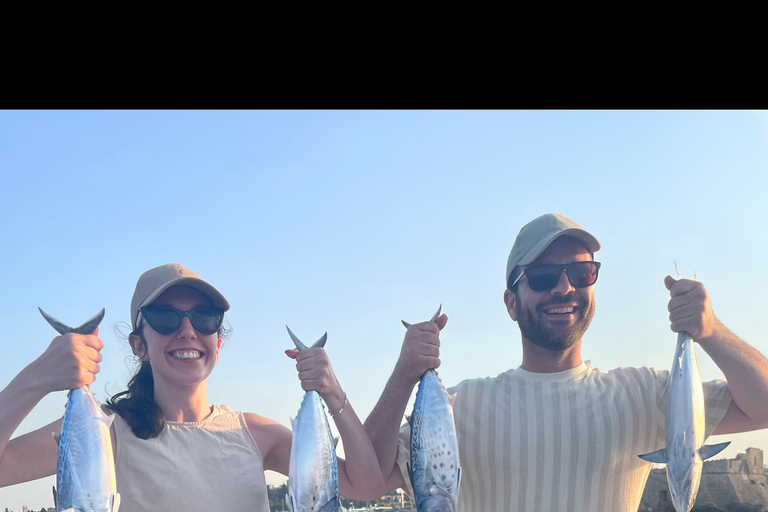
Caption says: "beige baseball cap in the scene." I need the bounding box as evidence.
[505,214,601,287]
[131,263,230,332]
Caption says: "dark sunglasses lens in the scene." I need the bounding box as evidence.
[189,308,223,335]
[143,308,181,335]
[568,262,599,287]
[526,267,562,291]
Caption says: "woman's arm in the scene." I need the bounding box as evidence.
[0,330,103,486]
[284,347,386,501]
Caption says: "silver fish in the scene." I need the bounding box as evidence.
[402,306,460,512]
[638,265,729,512]
[40,308,120,512]
[285,326,340,512]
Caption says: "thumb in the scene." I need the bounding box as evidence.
[664,275,676,291]
[91,326,99,336]
[436,313,448,331]
[285,348,299,359]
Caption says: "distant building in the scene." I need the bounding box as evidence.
[639,448,768,511]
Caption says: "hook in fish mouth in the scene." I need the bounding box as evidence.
[401,305,442,329]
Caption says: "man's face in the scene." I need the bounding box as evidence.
[504,236,596,352]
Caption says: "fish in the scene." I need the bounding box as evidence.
[637,265,730,512]
[402,306,461,512]
[39,308,121,512]
[285,326,340,512]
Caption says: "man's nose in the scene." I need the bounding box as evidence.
[551,268,575,294]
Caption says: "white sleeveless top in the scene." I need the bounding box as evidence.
[114,404,270,512]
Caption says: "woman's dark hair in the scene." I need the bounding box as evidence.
[105,330,165,439]
[105,320,230,439]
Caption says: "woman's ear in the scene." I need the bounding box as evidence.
[129,333,148,361]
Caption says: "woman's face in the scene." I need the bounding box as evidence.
[130,285,222,388]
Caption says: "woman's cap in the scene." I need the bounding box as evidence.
[505,213,601,285]
[131,263,230,332]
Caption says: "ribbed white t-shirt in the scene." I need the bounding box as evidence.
[397,363,732,512]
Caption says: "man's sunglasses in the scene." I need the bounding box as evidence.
[139,306,224,335]
[509,261,601,292]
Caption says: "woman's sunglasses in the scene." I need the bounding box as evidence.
[139,306,224,335]
[509,261,601,292]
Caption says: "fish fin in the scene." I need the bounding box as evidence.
[317,498,340,512]
[52,431,61,445]
[112,492,121,512]
[401,320,412,329]
[638,448,668,463]
[455,466,462,501]
[700,441,731,460]
[310,332,327,349]
[286,487,296,512]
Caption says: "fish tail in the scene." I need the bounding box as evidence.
[38,308,105,335]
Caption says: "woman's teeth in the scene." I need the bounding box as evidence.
[171,350,202,359]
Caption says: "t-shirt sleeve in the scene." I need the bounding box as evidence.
[702,378,732,437]
[395,421,415,498]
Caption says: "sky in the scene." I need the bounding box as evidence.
[1,110,767,509]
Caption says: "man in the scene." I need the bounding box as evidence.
[364,213,768,512]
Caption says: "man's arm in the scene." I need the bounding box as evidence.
[364,314,447,487]
[666,276,768,434]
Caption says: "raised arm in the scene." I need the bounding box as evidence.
[666,276,768,434]
[363,314,447,490]
[282,346,386,501]
[0,329,104,486]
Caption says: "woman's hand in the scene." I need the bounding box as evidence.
[33,327,103,393]
[285,347,346,414]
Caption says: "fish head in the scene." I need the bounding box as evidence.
[666,460,702,512]
[418,486,456,512]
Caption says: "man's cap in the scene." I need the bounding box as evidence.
[505,213,601,285]
[131,263,230,332]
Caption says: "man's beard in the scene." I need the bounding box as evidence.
[515,292,595,351]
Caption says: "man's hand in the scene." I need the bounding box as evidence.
[393,314,448,386]
[665,275,721,342]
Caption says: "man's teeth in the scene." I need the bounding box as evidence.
[546,307,574,314]
[171,351,202,359]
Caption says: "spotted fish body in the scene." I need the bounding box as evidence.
[409,370,460,512]
[39,308,120,512]
[56,386,119,512]
[285,327,340,512]
[402,307,460,512]
[638,267,729,512]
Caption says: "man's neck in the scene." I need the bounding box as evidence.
[519,339,583,373]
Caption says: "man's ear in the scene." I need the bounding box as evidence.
[504,289,518,322]
[129,333,148,361]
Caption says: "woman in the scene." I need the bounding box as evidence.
[0,263,385,510]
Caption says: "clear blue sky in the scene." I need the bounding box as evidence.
[1,110,767,509]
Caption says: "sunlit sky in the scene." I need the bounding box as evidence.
[1,110,767,509]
